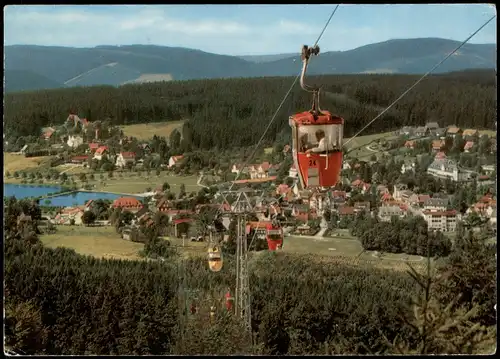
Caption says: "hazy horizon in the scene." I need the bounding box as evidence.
[4,4,497,56]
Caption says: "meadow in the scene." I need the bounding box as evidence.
[5,169,201,196]
[39,223,428,273]
[3,153,52,173]
[40,225,144,261]
[119,120,185,140]
[343,131,397,160]
[85,172,200,194]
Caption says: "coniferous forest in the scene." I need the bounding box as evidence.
[3,69,496,150]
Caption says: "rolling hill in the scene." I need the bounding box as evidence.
[4,38,496,93]
[4,69,63,93]
[238,53,296,63]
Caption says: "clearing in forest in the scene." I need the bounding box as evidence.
[120,120,185,140]
[344,131,397,160]
[284,233,426,271]
[3,153,52,174]
[88,173,200,194]
[478,129,496,137]
[343,131,396,151]
[41,226,144,260]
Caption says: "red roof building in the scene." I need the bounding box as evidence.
[432,140,445,151]
[422,209,457,216]
[404,140,416,149]
[464,141,474,151]
[112,197,143,212]
[338,206,355,216]
[71,155,89,163]
[120,151,136,159]
[95,146,108,155]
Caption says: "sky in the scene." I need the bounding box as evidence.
[3,4,497,55]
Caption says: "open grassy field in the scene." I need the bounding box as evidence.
[3,153,52,174]
[283,231,426,271]
[41,226,144,261]
[479,129,496,137]
[166,236,208,259]
[39,225,429,273]
[344,131,397,159]
[88,173,200,194]
[119,120,185,140]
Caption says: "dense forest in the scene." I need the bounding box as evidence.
[4,70,496,151]
[4,198,497,355]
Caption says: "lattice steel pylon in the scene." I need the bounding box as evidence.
[236,214,251,331]
[220,188,262,333]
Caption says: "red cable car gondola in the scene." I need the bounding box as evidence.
[225,289,234,311]
[289,44,344,189]
[265,220,284,251]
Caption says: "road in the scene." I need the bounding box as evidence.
[315,217,329,237]
[197,172,209,188]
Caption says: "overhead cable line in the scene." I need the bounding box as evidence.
[212,5,340,222]
[343,14,497,148]
[245,5,341,252]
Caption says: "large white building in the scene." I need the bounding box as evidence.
[427,159,469,182]
[67,135,83,148]
[422,209,459,232]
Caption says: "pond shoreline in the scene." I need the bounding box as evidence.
[4,183,145,206]
[4,180,146,198]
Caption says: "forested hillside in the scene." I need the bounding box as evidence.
[4,70,62,93]
[4,38,495,92]
[4,69,496,150]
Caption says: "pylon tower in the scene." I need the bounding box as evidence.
[220,187,261,333]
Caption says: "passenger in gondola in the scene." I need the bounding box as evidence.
[300,133,310,152]
[306,129,327,154]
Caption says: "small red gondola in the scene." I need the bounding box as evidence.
[289,44,344,189]
[265,221,283,251]
[225,290,234,311]
[246,221,284,251]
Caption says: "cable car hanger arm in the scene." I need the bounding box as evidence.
[300,45,320,93]
[300,44,323,114]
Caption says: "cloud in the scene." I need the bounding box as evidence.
[3,5,497,55]
[3,5,311,54]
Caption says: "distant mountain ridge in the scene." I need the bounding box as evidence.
[4,38,496,93]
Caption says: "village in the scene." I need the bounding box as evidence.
[11,114,493,254]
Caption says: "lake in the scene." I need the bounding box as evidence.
[4,183,143,207]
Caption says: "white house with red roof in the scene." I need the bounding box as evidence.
[168,155,184,168]
[54,207,85,225]
[41,127,56,141]
[116,152,136,168]
[93,146,109,160]
[464,141,475,153]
